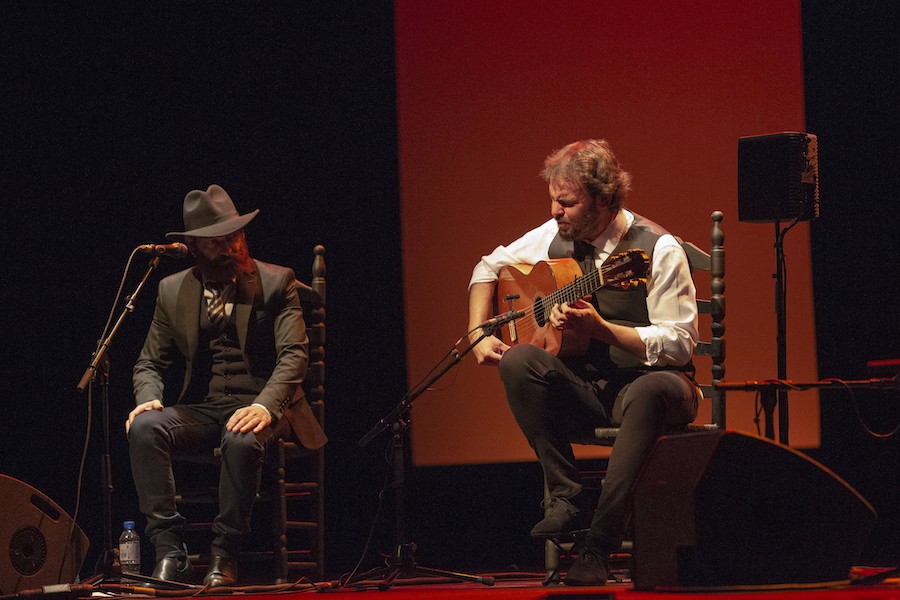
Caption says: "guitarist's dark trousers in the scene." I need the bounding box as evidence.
[499,343,700,554]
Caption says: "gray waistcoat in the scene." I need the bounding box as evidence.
[548,212,694,381]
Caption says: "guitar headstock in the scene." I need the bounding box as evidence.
[603,248,650,288]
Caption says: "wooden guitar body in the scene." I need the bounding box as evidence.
[496,259,590,357]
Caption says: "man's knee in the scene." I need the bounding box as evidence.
[128,410,167,445]
[498,344,546,380]
[631,371,693,399]
[220,429,266,460]
[618,371,696,422]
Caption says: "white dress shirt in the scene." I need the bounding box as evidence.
[469,210,698,367]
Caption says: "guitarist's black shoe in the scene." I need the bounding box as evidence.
[564,547,611,586]
[530,496,592,538]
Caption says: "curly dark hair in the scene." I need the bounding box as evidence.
[541,139,632,213]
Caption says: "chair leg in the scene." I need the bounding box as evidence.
[313,445,326,582]
[544,538,561,584]
[273,440,288,583]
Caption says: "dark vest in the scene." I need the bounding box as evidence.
[188,297,266,404]
[549,213,695,381]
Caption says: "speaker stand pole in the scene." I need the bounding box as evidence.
[759,383,778,441]
[773,217,803,445]
[774,220,789,445]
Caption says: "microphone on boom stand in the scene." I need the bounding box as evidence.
[479,310,525,331]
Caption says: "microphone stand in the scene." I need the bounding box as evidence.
[350,319,515,590]
[76,256,160,578]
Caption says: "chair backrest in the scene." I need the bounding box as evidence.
[583,211,726,445]
[295,244,326,425]
[280,244,326,582]
[680,211,725,428]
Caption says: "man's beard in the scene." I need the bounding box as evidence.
[197,246,253,282]
[557,209,600,242]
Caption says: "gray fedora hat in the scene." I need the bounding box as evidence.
[166,184,259,239]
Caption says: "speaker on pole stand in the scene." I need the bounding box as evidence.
[737,132,820,444]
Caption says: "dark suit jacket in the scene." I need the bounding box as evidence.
[133,259,327,449]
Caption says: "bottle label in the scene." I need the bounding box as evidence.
[120,541,140,564]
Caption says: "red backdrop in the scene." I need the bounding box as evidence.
[395,0,819,465]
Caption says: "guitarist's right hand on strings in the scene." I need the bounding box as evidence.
[552,300,649,361]
[472,335,510,366]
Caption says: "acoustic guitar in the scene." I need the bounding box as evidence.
[495,249,649,357]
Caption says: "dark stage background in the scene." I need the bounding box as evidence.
[1,1,897,580]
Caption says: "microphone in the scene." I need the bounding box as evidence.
[480,310,526,330]
[136,242,189,258]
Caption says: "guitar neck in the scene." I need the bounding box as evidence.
[540,267,606,309]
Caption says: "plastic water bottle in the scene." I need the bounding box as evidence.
[119,520,141,575]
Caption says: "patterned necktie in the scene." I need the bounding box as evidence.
[573,239,597,274]
[204,282,229,329]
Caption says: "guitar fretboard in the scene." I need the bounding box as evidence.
[535,264,627,325]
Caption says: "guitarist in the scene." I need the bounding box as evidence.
[467,139,701,586]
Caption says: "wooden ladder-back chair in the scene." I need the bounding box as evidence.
[175,245,327,583]
[544,212,725,582]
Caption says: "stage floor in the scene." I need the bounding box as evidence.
[72,566,899,600]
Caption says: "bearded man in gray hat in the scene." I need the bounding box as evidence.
[126,184,327,586]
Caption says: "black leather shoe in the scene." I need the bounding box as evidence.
[564,548,610,586]
[151,555,192,583]
[530,496,592,538]
[203,555,238,587]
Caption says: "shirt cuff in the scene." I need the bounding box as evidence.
[636,327,658,365]
[637,325,695,366]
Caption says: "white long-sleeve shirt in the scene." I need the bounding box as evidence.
[469,210,698,367]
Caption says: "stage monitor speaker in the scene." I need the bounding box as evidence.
[738,132,819,222]
[0,475,89,594]
[631,431,876,591]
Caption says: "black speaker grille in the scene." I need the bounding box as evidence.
[738,132,819,222]
[9,526,47,576]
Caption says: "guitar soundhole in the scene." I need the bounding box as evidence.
[534,297,547,327]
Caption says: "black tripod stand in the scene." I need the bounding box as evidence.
[348,313,522,590]
[352,418,494,590]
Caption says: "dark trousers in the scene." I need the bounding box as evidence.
[127,397,285,562]
[498,344,699,552]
